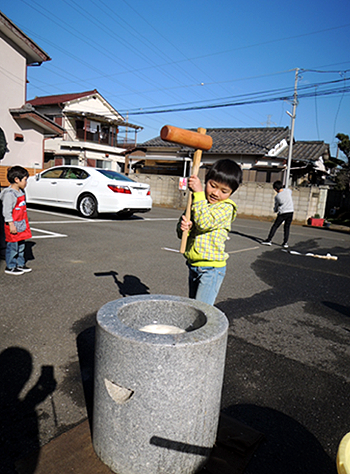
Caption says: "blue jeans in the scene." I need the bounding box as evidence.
[188,264,226,306]
[6,241,25,269]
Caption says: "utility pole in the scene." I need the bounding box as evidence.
[285,68,299,188]
[261,114,276,127]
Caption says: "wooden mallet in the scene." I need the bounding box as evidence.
[160,125,213,253]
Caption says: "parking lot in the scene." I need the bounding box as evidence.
[1,205,350,473]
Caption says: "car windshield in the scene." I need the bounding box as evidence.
[97,169,134,182]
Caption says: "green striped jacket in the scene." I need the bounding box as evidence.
[178,191,237,267]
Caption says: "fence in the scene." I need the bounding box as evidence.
[0,166,42,188]
[132,174,329,223]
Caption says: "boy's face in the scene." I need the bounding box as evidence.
[205,179,233,204]
[15,176,28,190]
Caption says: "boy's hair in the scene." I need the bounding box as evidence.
[273,180,283,191]
[7,166,29,184]
[205,159,242,194]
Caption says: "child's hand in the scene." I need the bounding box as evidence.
[188,175,203,193]
[180,215,193,232]
[9,222,17,234]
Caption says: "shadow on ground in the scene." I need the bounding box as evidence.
[0,348,56,473]
[222,404,335,474]
[94,271,150,297]
[217,239,350,321]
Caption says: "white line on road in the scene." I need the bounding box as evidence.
[28,208,89,220]
[30,227,67,239]
[30,220,98,224]
[227,246,260,254]
[29,217,179,224]
[144,218,178,221]
[162,246,260,254]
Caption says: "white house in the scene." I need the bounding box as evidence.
[0,11,64,184]
[27,90,143,172]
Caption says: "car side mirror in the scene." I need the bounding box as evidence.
[35,174,40,181]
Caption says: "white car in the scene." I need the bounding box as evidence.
[26,166,152,218]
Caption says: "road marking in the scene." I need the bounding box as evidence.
[144,218,178,221]
[30,220,96,224]
[29,217,178,224]
[227,246,260,254]
[30,227,67,239]
[29,208,179,222]
[162,246,260,254]
[28,208,89,220]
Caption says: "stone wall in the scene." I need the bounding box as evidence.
[132,173,329,223]
[132,174,189,210]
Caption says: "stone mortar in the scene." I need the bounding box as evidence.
[93,294,228,474]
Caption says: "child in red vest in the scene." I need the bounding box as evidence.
[0,166,32,275]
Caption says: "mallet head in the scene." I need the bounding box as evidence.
[160,125,212,151]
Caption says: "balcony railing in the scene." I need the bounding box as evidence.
[76,129,137,147]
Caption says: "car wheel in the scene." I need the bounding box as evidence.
[78,194,98,218]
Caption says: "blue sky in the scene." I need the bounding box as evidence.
[2,0,350,158]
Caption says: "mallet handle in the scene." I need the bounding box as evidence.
[180,128,206,254]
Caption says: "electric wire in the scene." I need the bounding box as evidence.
[121,77,350,115]
[125,83,350,115]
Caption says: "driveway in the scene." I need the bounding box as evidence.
[1,206,349,473]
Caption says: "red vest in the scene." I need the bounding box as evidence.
[4,193,32,242]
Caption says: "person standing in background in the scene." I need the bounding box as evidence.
[261,180,294,249]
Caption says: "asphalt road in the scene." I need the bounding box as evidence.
[1,205,349,473]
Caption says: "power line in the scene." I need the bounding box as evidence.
[120,76,350,115]
[125,81,350,116]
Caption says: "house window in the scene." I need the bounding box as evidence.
[63,157,79,166]
[96,160,111,169]
[76,119,85,140]
[46,115,63,126]
[100,126,109,144]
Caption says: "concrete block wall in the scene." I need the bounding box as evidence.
[133,174,188,209]
[132,174,328,223]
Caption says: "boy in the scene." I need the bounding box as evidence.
[261,180,294,248]
[0,166,32,275]
[177,159,242,305]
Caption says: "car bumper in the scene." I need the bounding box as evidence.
[97,195,153,214]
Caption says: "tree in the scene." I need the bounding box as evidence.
[336,133,350,191]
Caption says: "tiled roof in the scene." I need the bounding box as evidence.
[140,127,290,155]
[280,141,330,162]
[27,90,98,106]
[10,104,64,135]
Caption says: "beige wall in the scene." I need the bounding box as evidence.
[0,34,44,169]
[132,174,328,223]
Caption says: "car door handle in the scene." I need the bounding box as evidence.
[76,183,83,186]
[51,182,57,185]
